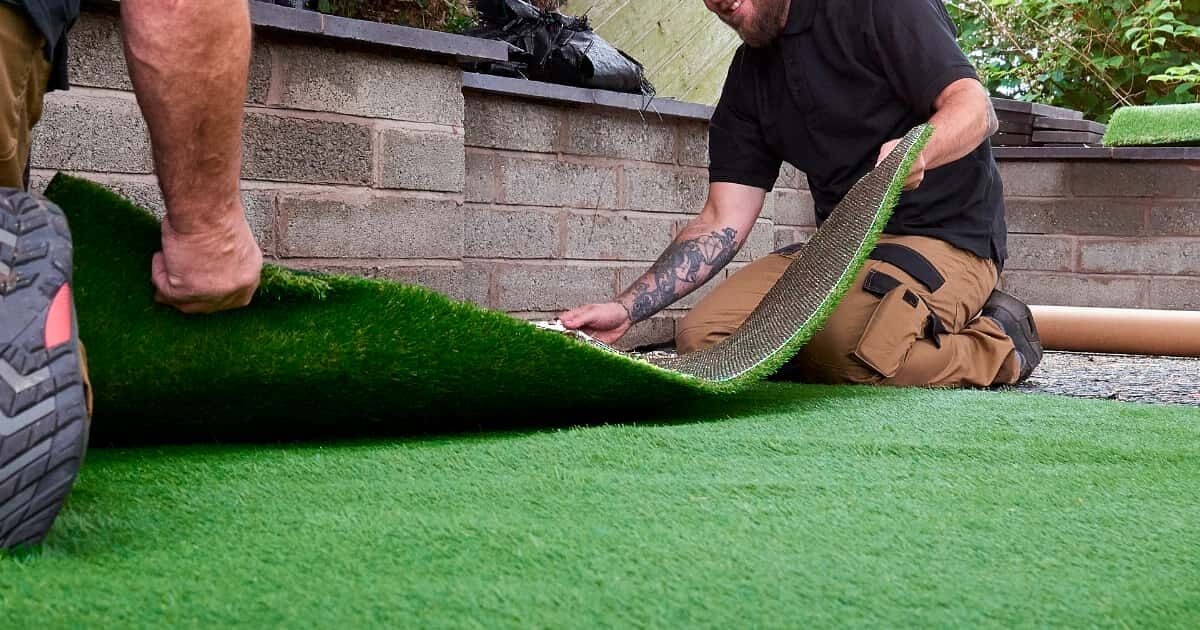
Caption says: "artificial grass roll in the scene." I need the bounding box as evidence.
[45,176,719,444]
[1103,103,1200,147]
[43,125,928,444]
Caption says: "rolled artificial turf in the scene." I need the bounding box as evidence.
[45,175,717,444]
[12,158,1200,628]
[1103,103,1200,147]
[2,385,1197,627]
[41,122,926,445]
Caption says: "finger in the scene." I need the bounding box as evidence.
[559,309,580,327]
[151,251,169,294]
[595,328,626,345]
[151,252,176,306]
[583,328,615,344]
[562,305,597,329]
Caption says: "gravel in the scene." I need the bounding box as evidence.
[1011,352,1199,407]
[629,346,1199,408]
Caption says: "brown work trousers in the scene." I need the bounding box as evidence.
[678,234,1022,388]
[0,6,91,412]
[0,4,50,190]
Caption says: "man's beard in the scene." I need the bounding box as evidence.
[732,0,790,48]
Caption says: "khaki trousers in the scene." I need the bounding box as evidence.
[0,7,91,412]
[677,234,1022,388]
[0,4,50,189]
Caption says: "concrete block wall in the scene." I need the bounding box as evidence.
[31,9,1199,351]
[32,11,473,309]
[461,94,811,347]
[999,161,1200,310]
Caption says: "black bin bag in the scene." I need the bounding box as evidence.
[466,0,654,96]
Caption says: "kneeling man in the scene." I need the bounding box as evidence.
[561,0,1042,387]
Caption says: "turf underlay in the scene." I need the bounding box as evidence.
[2,385,1198,626]
[1103,103,1200,147]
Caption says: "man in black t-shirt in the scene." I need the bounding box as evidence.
[0,1,261,549]
[561,0,1043,388]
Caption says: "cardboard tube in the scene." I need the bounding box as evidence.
[1030,305,1200,357]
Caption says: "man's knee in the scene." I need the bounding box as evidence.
[675,318,735,354]
[792,308,881,385]
[674,253,794,354]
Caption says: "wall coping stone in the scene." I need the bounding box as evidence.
[250,3,511,63]
[462,72,716,122]
[83,0,510,63]
[994,146,1200,161]
[463,74,1200,162]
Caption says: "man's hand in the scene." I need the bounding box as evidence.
[152,209,263,314]
[559,302,633,345]
[877,138,926,191]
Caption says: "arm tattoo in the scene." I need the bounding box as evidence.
[624,227,739,323]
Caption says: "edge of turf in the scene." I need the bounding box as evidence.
[43,174,725,396]
[1103,103,1200,147]
[714,124,934,388]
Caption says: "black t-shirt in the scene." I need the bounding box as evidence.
[709,0,1008,264]
[6,0,79,91]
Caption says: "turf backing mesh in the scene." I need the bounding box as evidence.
[649,125,931,383]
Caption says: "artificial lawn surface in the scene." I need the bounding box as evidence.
[43,125,926,444]
[2,384,1198,627]
[1103,103,1200,147]
[43,174,722,444]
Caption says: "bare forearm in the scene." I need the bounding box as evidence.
[923,80,998,170]
[616,220,744,323]
[122,0,251,234]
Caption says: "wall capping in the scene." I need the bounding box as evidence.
[994,146,1200,161]
[250,3,511,63]
[82,0,511,63]
[462,73,716,122]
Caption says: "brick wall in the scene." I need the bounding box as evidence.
[30,10,1200,351]
[459,94,812,347]
[999,161,1200,311]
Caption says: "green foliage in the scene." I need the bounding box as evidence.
[949,0,1200,121]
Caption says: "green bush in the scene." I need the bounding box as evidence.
[949,0,1200,121]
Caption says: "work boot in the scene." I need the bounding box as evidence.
[982,289,1043,383]
[0,189,89,551]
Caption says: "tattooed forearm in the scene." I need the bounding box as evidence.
[619,227,739,323]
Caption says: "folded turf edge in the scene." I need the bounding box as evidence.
[41,121,927,444]
[43,175,730,443]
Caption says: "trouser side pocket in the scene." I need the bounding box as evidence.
[853,270,932,378]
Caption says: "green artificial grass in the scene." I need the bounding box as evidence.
[42,122,926,444]
[2,385,1198,627]
[44,175,731,444]
[1103,103,1200,147]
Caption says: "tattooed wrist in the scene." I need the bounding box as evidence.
[623,227,739,323]
[616,300,633,322]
